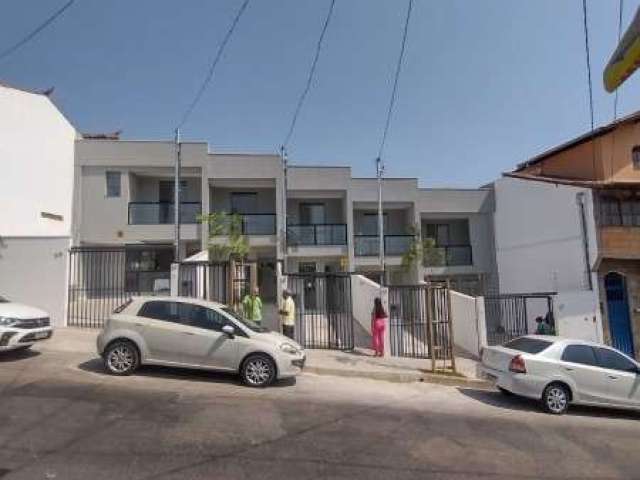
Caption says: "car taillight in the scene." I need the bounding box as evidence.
[509,354,527,374]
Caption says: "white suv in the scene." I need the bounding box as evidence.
[97,296,305,387]
[0,295,53,352]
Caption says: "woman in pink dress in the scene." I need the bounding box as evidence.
[371,297,387,357]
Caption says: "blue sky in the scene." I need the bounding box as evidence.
[2,0,639,187]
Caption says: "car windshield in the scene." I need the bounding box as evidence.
[223,308,269,333]
[504,337,553,354]
[0,295,8,303]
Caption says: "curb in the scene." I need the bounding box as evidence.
[304,365,490,387]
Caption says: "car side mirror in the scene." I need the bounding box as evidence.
[222,325,235,338]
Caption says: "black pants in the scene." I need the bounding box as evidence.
[282,325,294,340]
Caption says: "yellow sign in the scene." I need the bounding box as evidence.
[604,6,640,93]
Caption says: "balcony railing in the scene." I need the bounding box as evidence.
[287,224,347,246]
[238,213,277,235]
[424,245,473,267]
[354,235,414,256]
[128,202,201,225]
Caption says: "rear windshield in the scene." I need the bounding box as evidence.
[504,337,553,354]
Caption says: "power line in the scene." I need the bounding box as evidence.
[614,0,624,120]
[176,0,251,131]
[0,0,75,63]
[377,0,413,162]
[282,0,336,150]
[582,0,595,134]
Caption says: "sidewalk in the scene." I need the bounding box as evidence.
[39,328,486,386]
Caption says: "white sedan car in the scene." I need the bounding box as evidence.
[0,295,53,352]
[481,335,640,414]
[97,296,305,387]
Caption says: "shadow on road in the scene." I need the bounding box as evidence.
[77,357,297,388]
[458,387,640,420]
[0,348,41,362]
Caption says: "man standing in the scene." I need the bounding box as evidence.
[279,290,295,339]
[242,287,263,325]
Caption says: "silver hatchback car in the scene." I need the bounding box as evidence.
[97,296,305,387]
[482,335,640,414]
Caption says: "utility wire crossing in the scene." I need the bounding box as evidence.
[377,0,413,162]
[282,0,336,151]
[176,0,251,131]
[0,0,75,63]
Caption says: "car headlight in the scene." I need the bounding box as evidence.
[0,317,20,327]
[280,343,300,355]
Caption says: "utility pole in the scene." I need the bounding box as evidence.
[280,145,288,271]
[174,128,182,263]
[376,157,385,283]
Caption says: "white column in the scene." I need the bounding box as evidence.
[200,169,210,252]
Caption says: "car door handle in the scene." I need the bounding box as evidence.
[608,374,619,380]
[182,331,195,336]
[134,323,144,327]
[563,367,574,371]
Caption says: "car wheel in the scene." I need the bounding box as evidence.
[104,340,139,376]
[241,354,276,388]
[542,383,570,415]
[498,387,513,396]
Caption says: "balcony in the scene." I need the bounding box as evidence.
[238,213,276,235]
[423,245,473,267]
[287,224,347,246]
[354,235,413,256]
[128,202,201,225]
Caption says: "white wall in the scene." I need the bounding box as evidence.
[451,291,487,357]
[493,177,599,294]
[555,290,603,343]
[0,86,77,237]
[492,176,602,340]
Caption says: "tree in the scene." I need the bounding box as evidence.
[401,225,445,272]
[198,212,249,262]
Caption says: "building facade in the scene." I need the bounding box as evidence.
[73,137,499,306]
[0,83,78,326]
[497,111,640,359]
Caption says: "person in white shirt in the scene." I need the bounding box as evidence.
[279,290,295,339]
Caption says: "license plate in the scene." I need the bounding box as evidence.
[33,331,50,340]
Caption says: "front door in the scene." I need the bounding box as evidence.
[605,272,635,358]
[560,344,611,404]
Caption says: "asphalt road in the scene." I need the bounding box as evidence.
[1,348,639,480]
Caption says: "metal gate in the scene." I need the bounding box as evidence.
[484,293,555,345]
[387,284,454,369]
[287,273,354,350]
[67,247,176,328]
[177,262,229,302]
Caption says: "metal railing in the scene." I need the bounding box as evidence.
[287,224,347,246]
[237,213,276,235]
[423,245,473,267]
[128,202,201,225]
[354,235,414,256]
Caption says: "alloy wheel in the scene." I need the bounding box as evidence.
[107,344,135,374]
[545,386,567,414]
[245,358,272,386]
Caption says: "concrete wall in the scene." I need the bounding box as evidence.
[1,86,77,237]
[555,290,602,343]
[493,176,599,294]
[132,175,201,202]
[351,274,390,354]
[0,237,70,327]
[451,291,487,358]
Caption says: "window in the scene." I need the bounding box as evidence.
[633,146,640,169]
[300,204,326,225]
[360,213,388,235]
[596,348,638,373]
[159,180,187,203]
[424,220,470,246]
[231,192,257,214]
[504,337,553,354]
[599,194,640,227]
[181,304,227,331]
[561,344,599,366]
[138,301,180,323]
[106,171,121,197]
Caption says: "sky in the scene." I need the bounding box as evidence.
[1,0,639,188]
